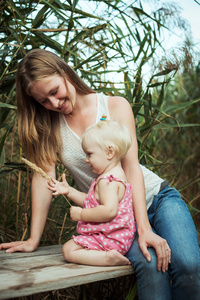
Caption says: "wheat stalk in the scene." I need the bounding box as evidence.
[22,158,71,206]
[22,158,51,181]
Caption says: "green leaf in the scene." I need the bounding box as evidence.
[153,69,177,77]
[132,6,167,29]
[165,98,200,114]
[147,80,170,88]
[125,282,137,300]
[74,48,106,70]
[0,162,27,174]
[133,65,142,104]
[134,32,148,62]
[7,0,25,20]
[153,123,200,129]
[157,84,164,107]
[34,32,63,52]
[0,149,5,167]
[0,102,17,109]
[187,204,200,217]
[32,7,49,28]
[0,131,8,157]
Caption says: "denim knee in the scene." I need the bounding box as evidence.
[171,250,200,282]
[129,247,172,300]
[171,255,200,300]
[134,247,168,277]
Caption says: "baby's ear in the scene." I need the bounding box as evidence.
[107,145,116,159]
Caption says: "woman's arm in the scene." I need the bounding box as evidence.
[0,164,56,253]
[108,96,171,272]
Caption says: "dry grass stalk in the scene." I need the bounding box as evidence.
[22,158,51,181]
[22,158,71,206]
[16,147,23,227]
[59,212,67,244]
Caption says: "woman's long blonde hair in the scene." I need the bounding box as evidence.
[17,49,95,171]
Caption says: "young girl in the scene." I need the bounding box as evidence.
[48,119,136,266]
[1,49,199,300]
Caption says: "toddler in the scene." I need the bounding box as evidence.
[48,119,136,266]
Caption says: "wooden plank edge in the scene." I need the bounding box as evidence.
[0,266,134,299]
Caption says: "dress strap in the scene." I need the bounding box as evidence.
[95,174,126,185]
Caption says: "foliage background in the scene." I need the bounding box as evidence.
[0,0,199,298]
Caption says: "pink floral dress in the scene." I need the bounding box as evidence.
[72,175,136,255]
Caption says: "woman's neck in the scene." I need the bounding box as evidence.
[73,93,96,113]
[65,93,97,136]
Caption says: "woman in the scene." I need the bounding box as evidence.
[0,49,199,300]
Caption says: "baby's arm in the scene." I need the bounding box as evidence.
[71,179,119,222]
[48,174,86,207]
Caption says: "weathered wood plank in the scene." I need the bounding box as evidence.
[0,244,63,260]
[0,245,134,299]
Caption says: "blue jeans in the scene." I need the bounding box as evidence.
[126,186,200,300]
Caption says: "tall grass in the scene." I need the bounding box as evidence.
[0,0,200,298]
[152,62,200,236]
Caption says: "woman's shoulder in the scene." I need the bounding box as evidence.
[108,95,129,105]
[108,95,132,111]
[107,95,134,123]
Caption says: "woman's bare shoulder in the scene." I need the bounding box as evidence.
[108,95,130,106]
[108,95,134,122]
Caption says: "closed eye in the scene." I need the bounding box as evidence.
[51,89,58,95]
[86,152,92,157]
[40,99,47,104]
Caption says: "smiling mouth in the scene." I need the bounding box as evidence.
[58,99,67,109]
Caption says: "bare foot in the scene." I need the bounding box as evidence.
[105,250,131,266]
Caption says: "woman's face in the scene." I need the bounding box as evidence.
[29,74,76,114]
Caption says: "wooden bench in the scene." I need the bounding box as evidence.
[0,244,135,299]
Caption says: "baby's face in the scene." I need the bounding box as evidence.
[82,139,109,175]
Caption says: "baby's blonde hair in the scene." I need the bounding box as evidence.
[81,120,132,160]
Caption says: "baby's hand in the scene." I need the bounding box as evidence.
[48,174,69,196]
[70,206,82,222]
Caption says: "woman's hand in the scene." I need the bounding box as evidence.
[48,174,69,196]
[0,238,38,253]
[138,229,171,273]
[70,206,82,222]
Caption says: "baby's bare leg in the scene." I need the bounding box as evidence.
[62,240,130,266]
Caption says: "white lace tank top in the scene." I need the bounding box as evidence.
[59,93,164,209]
